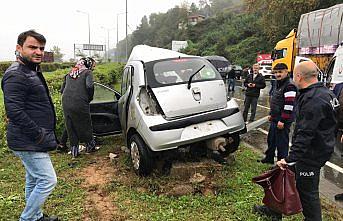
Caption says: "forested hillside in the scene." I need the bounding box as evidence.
[116,0,341,66]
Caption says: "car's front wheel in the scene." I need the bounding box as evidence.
[129,134,153,176]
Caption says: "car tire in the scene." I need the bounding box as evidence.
[129,134,153,176]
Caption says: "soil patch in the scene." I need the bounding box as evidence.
[80,157,121,221]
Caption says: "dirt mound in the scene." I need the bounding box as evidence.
[80,157,121,221]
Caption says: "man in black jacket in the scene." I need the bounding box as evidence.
[269,61,336,221]
[1,30,58,221]
[242,63,266,122]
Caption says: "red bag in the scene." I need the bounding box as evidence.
[252,167,303,215]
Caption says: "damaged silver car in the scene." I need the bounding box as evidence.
[91,45,246,175]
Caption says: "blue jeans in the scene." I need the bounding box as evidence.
[13,151,57,221]
[227,78,235,91]
[266,121,290,160]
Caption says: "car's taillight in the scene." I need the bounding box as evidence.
[138,87,161,115]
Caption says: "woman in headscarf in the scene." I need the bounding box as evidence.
[61,57,97,158]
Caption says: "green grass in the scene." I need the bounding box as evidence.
[2,137,340,220]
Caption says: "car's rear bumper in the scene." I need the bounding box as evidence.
[137,100,245,151]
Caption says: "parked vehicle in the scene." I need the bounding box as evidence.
[91,45,246,176]
[203,55,230,80]
[272,3,343,74]
[258,62,272,78]
[326,43,343,85]
[229,65,243,79]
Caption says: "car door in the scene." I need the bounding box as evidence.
[90,82,121,136]
[118,66,133,136]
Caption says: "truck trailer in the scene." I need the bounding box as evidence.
[272,3,343,75]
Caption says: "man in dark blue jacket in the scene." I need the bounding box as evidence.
[1,30,58,221]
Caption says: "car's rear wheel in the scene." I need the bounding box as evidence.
[129,134,153,176]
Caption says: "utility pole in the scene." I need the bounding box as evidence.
[126,0,128,61]
[116,12,125,63]
[77,10,91,56]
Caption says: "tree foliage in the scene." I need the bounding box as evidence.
[50,46,64,62]
[116,0,341,66]
[244,0,343,44]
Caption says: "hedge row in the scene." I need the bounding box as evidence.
[0,62,75,77]
[0,62,124,151]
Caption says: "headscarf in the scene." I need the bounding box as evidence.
[69,57,95,79]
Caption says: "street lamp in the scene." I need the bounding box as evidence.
[101,26,115,62]
[76,10,91,56]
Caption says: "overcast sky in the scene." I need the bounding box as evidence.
[0,0,187,61]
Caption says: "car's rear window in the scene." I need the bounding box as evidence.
[146,57,222,88]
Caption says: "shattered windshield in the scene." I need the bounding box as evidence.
[146,58,222,88]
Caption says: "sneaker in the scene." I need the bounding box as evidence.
[37,214,59,221]
[86,139,98,153]
[257,157,274,164]
[335,193,343,201]
[253,205,282,221]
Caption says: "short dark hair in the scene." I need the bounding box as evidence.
[17,30,46,46]
[273,63,288,71]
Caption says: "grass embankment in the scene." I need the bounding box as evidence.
[0,138,341,220]
[0,63,341,220]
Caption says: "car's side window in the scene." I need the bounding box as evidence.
[92,83,117,103]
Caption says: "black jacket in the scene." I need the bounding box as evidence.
[269,77,297,124]
[285,82,337,168]
[227,69,236,79]
[1,62,57,152]
[244,73,266,97]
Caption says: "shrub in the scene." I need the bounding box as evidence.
[0,62,124,151]
[0,62,75,78]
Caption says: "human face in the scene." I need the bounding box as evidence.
[273,69,288,81]
[16,36,45,64]
[253,64,260,74]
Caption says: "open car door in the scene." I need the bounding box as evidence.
[90,82,121,136]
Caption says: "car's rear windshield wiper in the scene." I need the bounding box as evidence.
[187,65,205,89]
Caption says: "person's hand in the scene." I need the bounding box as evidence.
[277,121,284,129]
[268,115,272,121]
[248,83,252,87]
[340,134,343,143]
[276,159,287,170]
[251,83,256,87]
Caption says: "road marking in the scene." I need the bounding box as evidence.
[253,124,343,174]
[233,97,271,110]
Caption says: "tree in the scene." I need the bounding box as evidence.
[50,46,64,62]
[209,0,233,14]
[244,0,342,44]
[190,3,199,13]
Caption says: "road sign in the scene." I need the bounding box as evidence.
[83,44,104,51]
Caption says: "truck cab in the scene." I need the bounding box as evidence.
[272,29,297,74]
